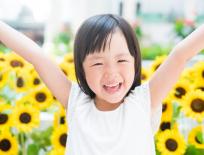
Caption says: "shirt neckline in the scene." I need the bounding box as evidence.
[91,99,123,115]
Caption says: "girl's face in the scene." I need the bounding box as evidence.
[83,30,135,109]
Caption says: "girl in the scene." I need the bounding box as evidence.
[0,14,204,155]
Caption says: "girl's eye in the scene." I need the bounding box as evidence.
[118,60,128,63]
[92,63,103,66]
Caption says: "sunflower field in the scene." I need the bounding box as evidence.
[0,51,75,155]
[142,55,204,155]
[0,50,204,155]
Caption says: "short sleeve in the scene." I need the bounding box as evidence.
[151,105,162,134]
[127,82,162,134]
[66,82,88,124]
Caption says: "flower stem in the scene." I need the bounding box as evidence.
[20,132,26,155]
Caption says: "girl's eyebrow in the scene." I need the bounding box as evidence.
[87,53,130,61]
[116,53,130,58]
[87,55,104,61]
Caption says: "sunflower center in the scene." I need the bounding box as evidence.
[0,74,2,81]
[33,78,40,85]
[175,87,186,98]
[36,93,46,102]
[0,58,5,61]
[67,59,73,63]
[202,71,204,78]
[160,122,171,131]
[20,112,31,124]
[197,87,204,91]
[165,139,178,152]
[191,99,204,113]
[59,133,67,147]
[10,60,24,67]
[60,116,65,124]
[0,139,11,151]
[141,74,146,80]
[0,113,8,124]
[62,69,68,76]
[155,64,161,71]
[17,77,24,87]
[195,136,203,144]
[162,103,167,112]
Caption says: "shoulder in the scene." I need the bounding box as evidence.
[67,81,90,111]
[124,82,151,114]
[125,82,162,134]
[127,82,150,102]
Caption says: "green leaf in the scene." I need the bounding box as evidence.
[155,149,161,155]
[30,127,53,148]
[27,144,40,155]
[172,102,181,125]
[135,26,142,38]
[18,150,22,155]
[185,145,197,155]
[0,44,11,53]
[185,145,204,155]
[196,131,204,144]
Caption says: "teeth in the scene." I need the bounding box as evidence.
[104,83,120,87]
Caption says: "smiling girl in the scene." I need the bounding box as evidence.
[0,14,204,155]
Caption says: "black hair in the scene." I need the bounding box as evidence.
[74,14,141,98]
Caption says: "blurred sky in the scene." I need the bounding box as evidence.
[1,0,204,23]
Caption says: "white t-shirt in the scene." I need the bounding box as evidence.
[65,82,162,155]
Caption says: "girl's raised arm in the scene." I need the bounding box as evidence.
[0,21,71,108]
[149,24,204,112]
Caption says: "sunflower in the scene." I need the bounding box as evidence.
[161,97,173,122]
[0,53,6,61]
[53,106,67,128]
[0,131,18,155]
[141,67,150,83]
[0,104,13,131]
[15,95,36,107]
[66,63,76,81]
[0,69,10,88]
[51,125,68,152]
[6,52,30,72]
[150,55,167,74]
[0,53,7,70]
[52,97,65,110]
[169,79,192,104]
[12,105,40,132]
[29,85,54,110]
[159,120,179,132]
[59,62,76,81]
[192,80,204,92]
[180,67,195,82]
[156,129,186,155]
[159,121,172,131]
[63,52,74,64]
[188,125,204,149]
[181,90,204,122]
[11,69,32,93]
[193,61,204,68]
[48,149,65,155]
[59,62,69,77]
[29,70,42,88]
[193,61,204,82]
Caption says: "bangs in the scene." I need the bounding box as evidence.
[77,15,119,56]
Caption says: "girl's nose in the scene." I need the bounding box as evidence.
[104,73,118,80]
[103,64,119,80]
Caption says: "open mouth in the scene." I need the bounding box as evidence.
[103,82,122,94]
